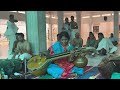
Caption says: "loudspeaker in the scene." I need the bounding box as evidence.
[104,16,107,21]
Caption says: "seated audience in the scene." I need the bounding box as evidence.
[12,33,20,53]
[72,32,83,49]
[8,33,32,60]
[109,33,118,46]
[96,33,117,55]
[86,32,96,47]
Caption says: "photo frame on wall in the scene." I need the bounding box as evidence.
[93,26,99,33]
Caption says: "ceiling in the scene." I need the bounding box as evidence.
[46,11,116,19]
[0,11,118,21]
[7,11,116,17]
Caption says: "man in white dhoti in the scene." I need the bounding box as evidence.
[4,14,19,56]
[8,33,32,61]
[70,16,78,40]
[96,33,117,55]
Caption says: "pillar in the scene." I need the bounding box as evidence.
[89,14,93,32]
[76,11,81,35]
[114,11,119,39]
[57,11,64,33]
[49,12,53,45]
[25,11,46,55]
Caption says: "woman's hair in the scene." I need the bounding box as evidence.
[59,31,70,40]
[98,33,104,38]
[57,33,60,37]
[89,32,94,36]
[89,32,93,34]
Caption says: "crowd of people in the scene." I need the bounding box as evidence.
[61,16,118,55]
[45,15,119,78]
[3,14,119,79]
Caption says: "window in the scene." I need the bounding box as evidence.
[93,26,99,33]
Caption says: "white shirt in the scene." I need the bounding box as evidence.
[97,38,117,53]
[4,21,18,37]
[63,23,70,31]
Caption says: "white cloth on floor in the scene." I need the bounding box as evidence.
[8,53,32,60]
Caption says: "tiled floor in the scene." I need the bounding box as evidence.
[86,55,108,67]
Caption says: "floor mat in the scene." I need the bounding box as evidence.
[78,66,104,79]
[26,66,104,79]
